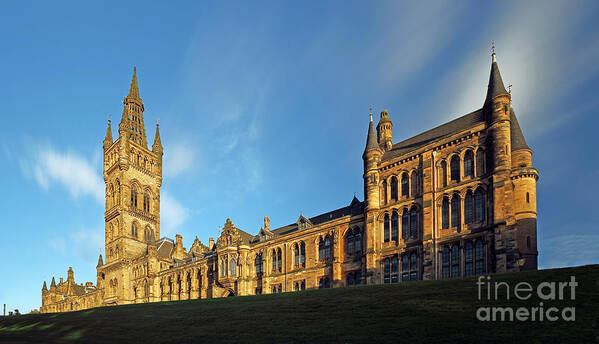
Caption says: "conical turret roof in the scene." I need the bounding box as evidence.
[485,52,509,104]
[364,113,379,153]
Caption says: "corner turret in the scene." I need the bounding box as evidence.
[376,110,393,151]
[363,109,382,211]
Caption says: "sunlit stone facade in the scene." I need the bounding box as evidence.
[40,53,538,313]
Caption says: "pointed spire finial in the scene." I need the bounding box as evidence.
[104,114,113,149]
[491,41,497,63]
[128,66,140,99]
[484,44,508,104]
[152,118,163,154]
[369,105,373,122]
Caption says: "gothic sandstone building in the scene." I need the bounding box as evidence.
[41,52,538,313]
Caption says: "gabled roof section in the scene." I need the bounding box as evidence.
[510,108,530,151]
[296,214,313,230]
[382,109,486,161]
[157,237,174,259]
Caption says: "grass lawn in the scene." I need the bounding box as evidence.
[1,265,597,343]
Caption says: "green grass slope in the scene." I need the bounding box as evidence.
[1,265,597,343]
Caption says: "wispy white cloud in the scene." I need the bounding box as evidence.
[20,145,104,203]
[375,1,469,87]
[160,191,189,237]
[70,229,104,264]
[47,228,103,264]
[163,143,197,177]
[48,237,67,255]
[541,234,599,269]
[432,1,599,135]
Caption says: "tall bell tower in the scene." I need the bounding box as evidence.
[102,67,164,264]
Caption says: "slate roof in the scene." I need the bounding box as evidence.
[157,237,174,259]
[510,108,530,151]
[485,58,509,104]
[382,109,486,161]
[364,118,380,152]
[266,198,364,239]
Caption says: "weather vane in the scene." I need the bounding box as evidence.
[491,40,495,54]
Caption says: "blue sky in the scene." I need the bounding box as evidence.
[1,1,598,313]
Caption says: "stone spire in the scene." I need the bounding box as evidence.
[485,48,509,105]
[50,277,56,289]
[128,66,140,99]
[97,254,103,268]
[103,117,113,150]
[119,66,147,147]
[42,281,47,291]
[364,109,379,153]
[152,120,163,155]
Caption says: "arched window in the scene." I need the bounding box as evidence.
[383,258,390,283]
[110,184,115,208]
[442,246,450,279]
[277,248,282,272]
[475,240,484,275]
[381,181,388,205]
[450,155,460,182]
[230,258,236,276]
[401,210,409,239]
[476,149,485,177]
[295,282,300,291]
[354,230,361,254]
[131,223,138,239]
[144,227,152,242]
[451,245,460,277]
[401,173,409,197]
[143,193,150,212]
[383,213,390,243]
[465,191,473,224]
[223,256,228,276]
[301,280,306,290]
[464,242,473,276]
[409,252,418,281]
[346,231,354,255]
[409,207,418,239]
[391,212,399,241]
[451,195,460,228]
[526,192,530,203]
[324,237,331,259]
[255,253,263,274]
[130,185,138,209]
[300,242,305,267]
[391,256,398,283]
[440,161,448,187]
[442,197,449,229]
[272,249,277,272]
[294,243,300,267]
[464,150,474,178]
[474,189,484,222]
[390,177,398,201]
[410,171,418,196]
[319,238,325,260]
[278,284,282,293]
